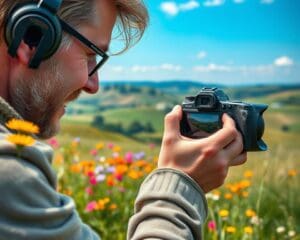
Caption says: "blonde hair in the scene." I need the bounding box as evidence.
[0,0,149,53]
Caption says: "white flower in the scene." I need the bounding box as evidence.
[276,226,286,233]
[288,230,296,237]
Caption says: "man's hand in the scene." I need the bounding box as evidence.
[158,105,247,193]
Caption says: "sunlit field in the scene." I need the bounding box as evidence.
[53,107,299,240]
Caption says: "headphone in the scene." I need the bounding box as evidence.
[4,0,62,68]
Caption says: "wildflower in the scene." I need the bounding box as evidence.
[250,216,261,225]
[96,174,106,183]
[6,134,35,147]
[226,226,236,233]
[109,203,117,210]
[6,119,39,134]
[242,191,249,198]
[113,145,121,152]
[288,169,297,177]
[219,209,229,218]
[125,152,134,164]
[48,137,59,148]
[224,193,233,200]
[90,149,98,156]
[244,226,253,234]
[208,220,216,231]
[89,176,97,185]
[206,192,220,201]
[106,175,115,186]
[276,226,285,234]
[97,198,110,210]
[134,151,145,160]
[107,143,114,149]
[128,170,140,179]
[245,209,256,217]
[244,170,253,178]
[85,187,93,196]
[85,201,97,212]
[95,166,104,174]
[288,230,296,237]
[95,142,104,150]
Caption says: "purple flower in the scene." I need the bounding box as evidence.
[96,174,106,182]
[95,166,104,174]
[106,166,116,173]
[134,151,145,160]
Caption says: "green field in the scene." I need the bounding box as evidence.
[54,88,300,239]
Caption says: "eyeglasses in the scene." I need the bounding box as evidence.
[59,19,109,77]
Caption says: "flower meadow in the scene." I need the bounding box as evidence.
[48,136,299,240]
[5,119,299,239]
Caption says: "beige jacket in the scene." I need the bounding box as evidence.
[0,97,207,240]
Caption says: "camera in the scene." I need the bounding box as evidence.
[180,87,268,152]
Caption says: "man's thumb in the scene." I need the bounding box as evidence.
[164,105,182,134]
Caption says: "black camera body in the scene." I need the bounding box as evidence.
[180,87,268,152]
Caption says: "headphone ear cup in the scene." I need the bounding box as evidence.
[4,4,62,68]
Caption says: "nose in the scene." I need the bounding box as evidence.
[83,74,99,94]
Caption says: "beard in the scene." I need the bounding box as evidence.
[9,59,81,139]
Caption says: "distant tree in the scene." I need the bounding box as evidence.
[145,122,155,133]
[281,124,290,132]
[92,115,105,128]
[127,121,144,135]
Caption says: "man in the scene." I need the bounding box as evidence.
[0,0,247,239]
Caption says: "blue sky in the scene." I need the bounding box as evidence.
[101,0,300,85]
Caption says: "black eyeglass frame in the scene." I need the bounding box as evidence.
[59,19,109,77]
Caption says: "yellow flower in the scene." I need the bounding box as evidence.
[219,209,229,218]
[244,170,254,178]
[245,209,256,217]
[224,193,233,200]
[96,142,104,150]
[242,191,249,198]
[288,169,297,177]
[113,145,122,152]
[6,119,39,134]
[244,226,253,234]
[6,134,35,147]
[226,226,236,233]
[109,203,117,210]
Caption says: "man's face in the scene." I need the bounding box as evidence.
[9,0,117,139]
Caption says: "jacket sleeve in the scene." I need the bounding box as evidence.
[0,154,100,240]
[127,168,208,240]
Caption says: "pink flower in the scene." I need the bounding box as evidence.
[107,143,114,149]
[90,149,98,156]
[208,220,216,231]
[89,176,97,185]
[85,201,97,212]
[48,138,59,148]
[85,187,93,196]
[125,152,133,164]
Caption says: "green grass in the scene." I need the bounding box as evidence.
[53,91,300,239]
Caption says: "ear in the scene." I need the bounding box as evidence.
[16,41,35,66]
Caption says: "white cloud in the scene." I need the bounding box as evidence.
[233,0,245,4]
[274,56,294,67]
[203,0,225,7]
[179,0,200,11]
[193,63,232,72]
[131,64,182,73]
[161,63,182,71]
[160,2,179,16]
[160,0,200,16]
[260,0,274,4]
[197,51,207,59]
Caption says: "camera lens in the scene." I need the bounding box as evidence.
[257,115,265,140]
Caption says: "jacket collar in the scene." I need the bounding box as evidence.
[0,97,22,126]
